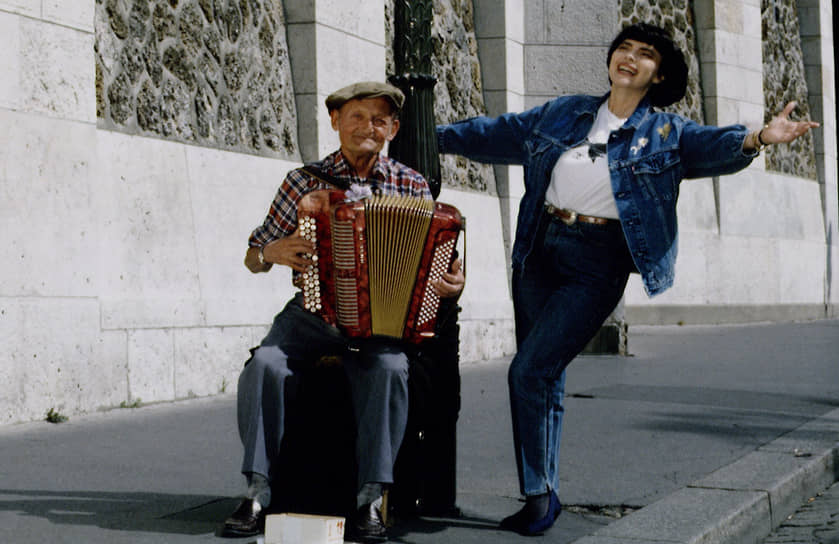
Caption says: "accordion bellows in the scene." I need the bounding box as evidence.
[298,190,463,343]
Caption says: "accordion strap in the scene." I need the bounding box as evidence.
[300,164,351,191]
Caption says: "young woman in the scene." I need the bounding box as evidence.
[437,23,818,536]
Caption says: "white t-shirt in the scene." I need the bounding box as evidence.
[544,101,625,219]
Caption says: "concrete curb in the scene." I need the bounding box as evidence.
[572,407,839,544]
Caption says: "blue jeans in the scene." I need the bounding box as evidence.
[509,212,634,496]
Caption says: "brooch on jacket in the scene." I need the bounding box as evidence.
[630,137,649,155]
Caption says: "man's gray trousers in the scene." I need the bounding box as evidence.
[236,294,410,490]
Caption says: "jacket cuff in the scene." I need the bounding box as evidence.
[436,125,447,154]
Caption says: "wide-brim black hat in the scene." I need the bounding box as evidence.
[608,23,689,108]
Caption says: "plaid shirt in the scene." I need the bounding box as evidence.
[249,150,432,247]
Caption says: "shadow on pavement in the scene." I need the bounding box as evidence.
[0,489,237,536]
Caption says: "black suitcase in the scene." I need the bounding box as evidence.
[390,298,461,517]
[271,359,358,517]
[271,299,462,520]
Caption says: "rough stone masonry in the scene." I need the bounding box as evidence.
[95,0,300,160]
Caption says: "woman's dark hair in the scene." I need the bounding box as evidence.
[607,23,688,107]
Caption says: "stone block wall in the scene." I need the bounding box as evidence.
[429,0,496,193]
[0,0,517,425]
[761,0,818,179]
[1,0,300,425]
[284,0,389,161]
[386,0,497,193]
[2,1,99,424]
[487,0,835,325]
[1,0,835,426]
[623,0,831,322]
[520,0,618,107]
[96,0,299,159]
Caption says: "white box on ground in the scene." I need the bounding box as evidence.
[264,513,345,544]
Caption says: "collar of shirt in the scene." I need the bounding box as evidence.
[326,151,388,185]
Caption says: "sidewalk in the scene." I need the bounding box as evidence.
[1,320,838,543]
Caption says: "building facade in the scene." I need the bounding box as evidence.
[0,0,835,425]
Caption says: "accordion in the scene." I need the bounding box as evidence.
[297,190,463,343]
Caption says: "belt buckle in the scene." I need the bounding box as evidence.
[561,209,577,226]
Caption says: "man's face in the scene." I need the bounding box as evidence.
[330,97,400,158]
[608,38,664,94]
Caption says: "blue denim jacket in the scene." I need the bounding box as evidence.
[437,93,757,296]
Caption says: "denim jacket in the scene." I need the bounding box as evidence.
[437,93,757,296]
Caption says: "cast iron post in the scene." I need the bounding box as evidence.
[388,0,441,198]
[388,0,460,519]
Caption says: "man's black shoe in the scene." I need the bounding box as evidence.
[346,501,387,543]
[219,498,264,538]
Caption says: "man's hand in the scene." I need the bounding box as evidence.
[432,257,465,298]
[262,230,316,273]
[244,229,315,274]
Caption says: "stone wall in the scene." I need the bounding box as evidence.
[386,0,497,194]
[509,0,835,326]
[619,0,817,180]
[761,0,818,179]
[95,0,299,159]
[1,0,833,428]
[430,0,496,193]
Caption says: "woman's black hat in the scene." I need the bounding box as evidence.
[607,23,689,107]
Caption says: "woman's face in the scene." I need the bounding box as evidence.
[608,38,664,95]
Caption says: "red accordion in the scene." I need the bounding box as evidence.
[297,190,463,343]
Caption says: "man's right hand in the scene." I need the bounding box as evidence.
[244,229,316,274]
[262,230,316,273]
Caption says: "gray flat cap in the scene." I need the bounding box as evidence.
[325,81,405,112]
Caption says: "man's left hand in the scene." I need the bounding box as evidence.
[432,258,465,298]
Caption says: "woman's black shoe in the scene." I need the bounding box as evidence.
[500,490,562,536]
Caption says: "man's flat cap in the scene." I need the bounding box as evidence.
[325,81,405,112]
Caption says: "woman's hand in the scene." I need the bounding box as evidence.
[759,101,820,146]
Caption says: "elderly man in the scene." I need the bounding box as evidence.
[221,81,465,542]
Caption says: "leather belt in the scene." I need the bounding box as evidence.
[544,204,616,226]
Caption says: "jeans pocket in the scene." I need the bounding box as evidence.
[575,223,622,251]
